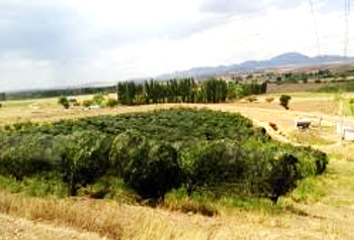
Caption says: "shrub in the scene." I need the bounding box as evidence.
[279,95,291,110]
[265,97,274,103]
[109,130,146,177]
[269,122,278,131]
[179,141,244,197]
[247,96,257,103]
[93,93,105,105]
[0,134,55,180]
[55,131,112,196]
[106,99,119,107]
[83,99,93,108]
[58,96,70,109]
[268,154,299,204]
[123,139,182,202]
[0,103,2,108]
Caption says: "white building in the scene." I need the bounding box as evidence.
[337,122,354,141]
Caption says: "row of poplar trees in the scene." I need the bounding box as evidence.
[0,92,5,101]
[117,78,267,105]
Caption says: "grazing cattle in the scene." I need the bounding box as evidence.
[295,118,311,130]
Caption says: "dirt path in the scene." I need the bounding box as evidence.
[0,214,104,240]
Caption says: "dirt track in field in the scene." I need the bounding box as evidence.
[0,214,103,240]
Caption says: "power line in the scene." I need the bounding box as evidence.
[309,0,322,57]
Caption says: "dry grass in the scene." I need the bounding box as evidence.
[267,83,331,93]
[288,129,337,146]
[1,183,354,240]
[0,192,122,239]
[0,214,103,240]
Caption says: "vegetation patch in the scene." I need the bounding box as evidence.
[288,130,336,146]
[0,108,328,212]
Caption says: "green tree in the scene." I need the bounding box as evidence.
[109,130,146,177]
[0,92,5,101]
[58,96,70,109]
[279,95,291,110]
[55,131,112,196]
[268,154,299,204]
[124,140,182,202]
[0,135,55,180]
[92,93,105,105]
[276,76,282,84]
[179,141,243,197]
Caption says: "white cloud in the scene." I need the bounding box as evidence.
[0,0,353,91]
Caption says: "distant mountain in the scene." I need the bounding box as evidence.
[156,52,354,79]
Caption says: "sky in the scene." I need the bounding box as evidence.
[0,0,353,91]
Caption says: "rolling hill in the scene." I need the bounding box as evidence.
[156,52,354,79]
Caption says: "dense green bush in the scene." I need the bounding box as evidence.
[82,99,93,107]
[92,93,105,105]
[55,131,112,196]
[279,95,291,110]
[0,134,55,180]
[106,99,119,107]
[109,130,146,177]
[0,109,328,203]
[58,96,70,109]
[179,141,244,196]
[123,140,182,201]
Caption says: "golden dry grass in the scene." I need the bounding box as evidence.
[0,192,122,239]
[1,183,354,240]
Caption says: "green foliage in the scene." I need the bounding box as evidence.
[179,141,243,195]
[316,81,354,93]
[82,99,93,107]
[5,86,117,101]
[203,78,228,103]
[247,96,257,103]
[117,78,266,105]
[118,81,143,105]
[58,96,70,109]
[92,93,105,105]
[123,140,182,201]
[279,95,291,110]
[267,154,299,204]
[0,109,328,204]
[106,99,119,107]
[55,131,112,196]
[0,134,55,180]
[109,130,146,177]
[266,97,274,103]
[0,92,5,101]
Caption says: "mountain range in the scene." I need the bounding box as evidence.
[155,52,354,80]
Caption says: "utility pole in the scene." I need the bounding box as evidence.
[340,97,344,144]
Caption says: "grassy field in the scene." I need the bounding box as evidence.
[1,93,354,239]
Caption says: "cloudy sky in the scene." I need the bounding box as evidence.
[0,0,353,91]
